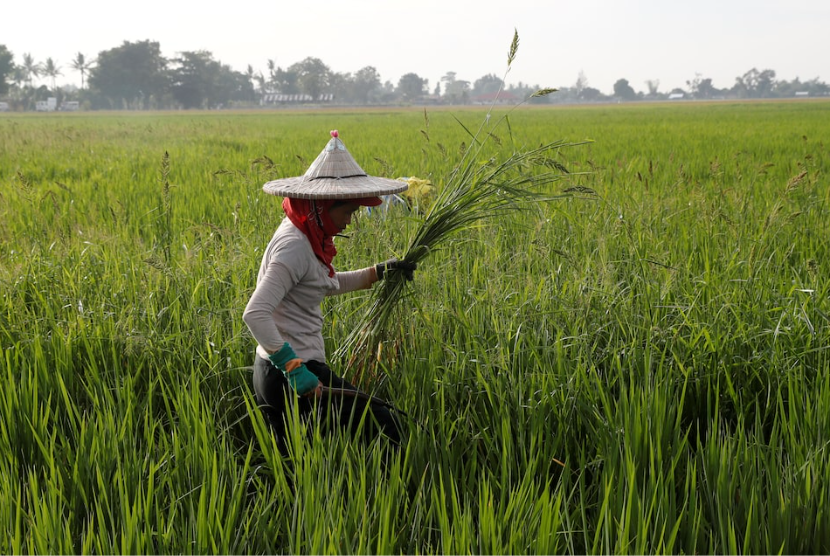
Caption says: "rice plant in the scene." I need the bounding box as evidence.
[335,31,587,378]
[1,96,829,553]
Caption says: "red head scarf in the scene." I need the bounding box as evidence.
[282,197,340,277]
[282,196,384,277]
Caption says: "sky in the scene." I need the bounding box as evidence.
[2,0,828,95]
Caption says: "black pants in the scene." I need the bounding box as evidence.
[252,354,403,454]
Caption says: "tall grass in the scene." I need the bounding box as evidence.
[336,132,586,377]
[1,99,829,553]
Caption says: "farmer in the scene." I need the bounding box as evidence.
[243,130,416,453]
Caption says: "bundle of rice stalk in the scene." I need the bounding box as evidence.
[335,31,588,382]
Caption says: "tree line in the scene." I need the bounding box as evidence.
[1,40,828,111]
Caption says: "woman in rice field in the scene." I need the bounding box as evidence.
[243,130,415,454]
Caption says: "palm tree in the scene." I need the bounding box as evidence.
[43,58,62,90]
[12,66,26,91]
[245,64,259,102]
[22,53,41,88]
[70,52,94,89]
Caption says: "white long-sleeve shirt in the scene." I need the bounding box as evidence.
[243,217,373,363]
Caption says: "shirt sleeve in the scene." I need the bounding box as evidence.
[242,250,306,354]
[328,267,374,296]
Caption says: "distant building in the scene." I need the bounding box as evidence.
[60,101,80,111]
[472,90,519,105]
[795,91,809,97]
[0,101,9,112]
[419,94,443,105]
[36,97,58,111]
[668,92,685,100]
[261,93,334,105]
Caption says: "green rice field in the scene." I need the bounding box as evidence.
[2,100,829,553]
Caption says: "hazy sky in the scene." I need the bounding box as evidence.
[3,0,828,94]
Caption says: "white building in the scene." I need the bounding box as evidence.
[35,97,58,111]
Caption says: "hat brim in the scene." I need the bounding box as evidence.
[351,196,384,207]
[263,175,408,200]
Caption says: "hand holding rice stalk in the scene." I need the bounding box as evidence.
[336,30,589,379]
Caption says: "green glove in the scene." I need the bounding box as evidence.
[268,342,319,396]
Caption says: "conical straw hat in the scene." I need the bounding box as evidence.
[263,130,409,200]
